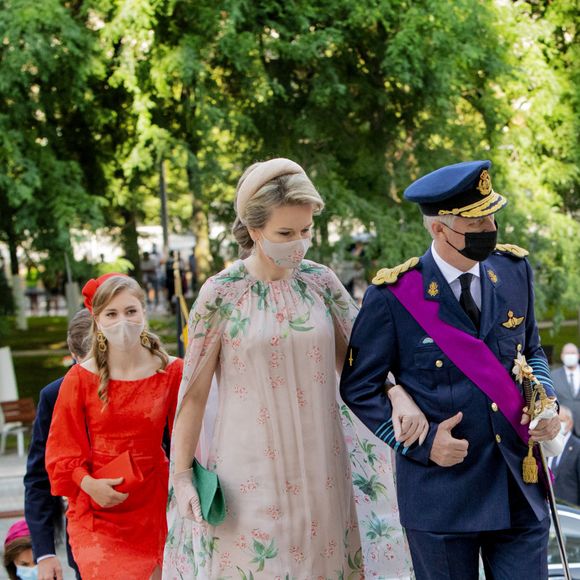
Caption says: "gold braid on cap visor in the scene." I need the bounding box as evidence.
[437,190,507,218]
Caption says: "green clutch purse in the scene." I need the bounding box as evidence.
[192,459,226,526]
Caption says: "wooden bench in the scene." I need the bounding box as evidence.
[0,398,36,456]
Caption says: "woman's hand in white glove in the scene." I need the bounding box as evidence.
[388,384,429,447]
[173,468,203,522]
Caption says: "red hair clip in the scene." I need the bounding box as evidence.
[82,273,128,313]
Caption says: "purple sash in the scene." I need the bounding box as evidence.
[389,269,529,444]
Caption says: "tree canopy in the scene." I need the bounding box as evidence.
[0,0,578,318]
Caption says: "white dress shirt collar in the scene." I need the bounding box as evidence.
[431,242,480,285]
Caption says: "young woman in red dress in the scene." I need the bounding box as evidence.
[46,274,183,579]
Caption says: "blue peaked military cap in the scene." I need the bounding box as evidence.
[404,160,507,217]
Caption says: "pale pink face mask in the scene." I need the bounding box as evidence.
[98,320,145,351]
[259,236,311,269]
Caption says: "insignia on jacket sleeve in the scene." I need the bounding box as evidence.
[347,346,359,367]
[502,310,525,329]
[372,257,419,286]
[495,243,529,258]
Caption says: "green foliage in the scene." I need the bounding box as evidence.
[13,355,67,403]
[0,0,577,316]
[0,0,103,263]
[0,317,10,346]
[207,0,579,316]
[1,316,69,351]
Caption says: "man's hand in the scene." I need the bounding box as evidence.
[520,404,561,442]
[38,556,63,580]
[388,385,429,446]
[80,476,128,508]
[429,412,469,467]
[529,415,561,442]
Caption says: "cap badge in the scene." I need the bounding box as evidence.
[502,310,524,329]
[427,281,439,297]
[477,170,492,196]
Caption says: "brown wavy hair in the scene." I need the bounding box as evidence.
[66,308,92,359]
[88,276,169,403]
[3,537,32,580]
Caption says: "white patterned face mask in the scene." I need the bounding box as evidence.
[259,235,311,269]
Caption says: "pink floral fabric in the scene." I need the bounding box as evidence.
[163,260,412,579]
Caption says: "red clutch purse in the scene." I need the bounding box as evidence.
[92,450,144,494]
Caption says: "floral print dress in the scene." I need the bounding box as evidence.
[163,260,412,579]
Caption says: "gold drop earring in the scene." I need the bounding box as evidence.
[140,330,151,348]
[96,331,107,352]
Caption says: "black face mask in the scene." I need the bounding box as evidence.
[442,222,498,262]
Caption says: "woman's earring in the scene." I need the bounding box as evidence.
[96,331,107,353]
[140,330,151,348]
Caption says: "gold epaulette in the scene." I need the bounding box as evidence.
[372,257,420,285]
[495,243,529,258]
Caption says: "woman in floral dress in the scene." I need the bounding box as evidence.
[163,159,422,578]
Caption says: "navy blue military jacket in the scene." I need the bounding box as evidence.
[24,378,66,559]
[340,247,554,532]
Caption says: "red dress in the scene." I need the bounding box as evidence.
[46,359,183,579]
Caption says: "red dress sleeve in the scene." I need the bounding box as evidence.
[46,366,91,498]
[166,358,183,440]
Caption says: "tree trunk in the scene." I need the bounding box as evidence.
[11,275,27,331]
[120,207,141,281]
[159,159,170,257]
[7,224,27,330]
[193,202,211,283]
[317,217,331,263]
[187,153,212,282]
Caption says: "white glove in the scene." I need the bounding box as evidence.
[173,468,203,522]
[541,433,565,458]
[529,406,564,458]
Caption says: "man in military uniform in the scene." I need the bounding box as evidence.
[340,160,560,579]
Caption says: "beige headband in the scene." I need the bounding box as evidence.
[236,158,305,220]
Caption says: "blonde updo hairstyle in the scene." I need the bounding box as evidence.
[89,276,169,403]
[232,162,325,258]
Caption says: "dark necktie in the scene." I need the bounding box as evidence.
[459,273,480,329]
[551,452,562,474]
[570,373,578,397]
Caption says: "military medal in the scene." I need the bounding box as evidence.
[427,281,439,297]
[502,310,524,329]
